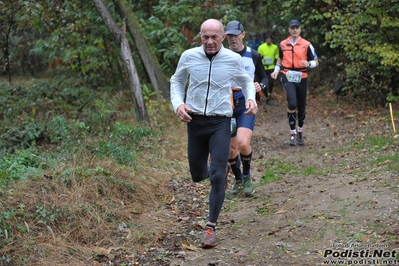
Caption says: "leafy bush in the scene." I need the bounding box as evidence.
[324,0,399,104]
[0,149,43,187]
[0,77,157,187]
[96,122,155,166]
[96,141,137,166]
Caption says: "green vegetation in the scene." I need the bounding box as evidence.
[0,75,175,265]
[2,0,399,104]
[255,201,272,215]
[0,78,156,187]
[1,0,399,264]
[350,134,399,172]
[282,132,399,179]
[260,158,329,181]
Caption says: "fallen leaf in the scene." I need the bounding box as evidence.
[182,242,197,251]
[181,216,190,221]
[275,210,288,214]
[168,196,175,204]
[361,235,370,243]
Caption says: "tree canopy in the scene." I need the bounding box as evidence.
[1,0,399,104]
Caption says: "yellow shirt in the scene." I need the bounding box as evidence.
[257,43,279,70]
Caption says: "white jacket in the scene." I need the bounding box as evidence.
[170,45,256,117]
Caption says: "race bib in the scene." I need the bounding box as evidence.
[286,70,302,83]
[262,57,273,66]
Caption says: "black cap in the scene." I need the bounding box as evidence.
[289,19,301,28]
[251,32,259,37]
[265,34,272,39]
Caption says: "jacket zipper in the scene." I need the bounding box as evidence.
[204,55,215,116]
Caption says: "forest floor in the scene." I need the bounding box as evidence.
[122,85,399,266]
[3,77,399,266]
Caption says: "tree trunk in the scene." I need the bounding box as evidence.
[93,0,149,124]
[112,0,170,100]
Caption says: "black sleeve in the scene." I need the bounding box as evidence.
[252,50,269,86]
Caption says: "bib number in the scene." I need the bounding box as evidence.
[262,57,273,66]
[286,70,302,83]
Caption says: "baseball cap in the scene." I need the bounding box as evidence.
[265,34,272,39]
[225,20,244,35]
[289,19,301,28]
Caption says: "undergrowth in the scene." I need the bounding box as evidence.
[0,74,183,265]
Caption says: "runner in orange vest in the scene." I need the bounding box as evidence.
[271,19,319,146]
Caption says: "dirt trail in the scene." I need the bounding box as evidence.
[148,86,399,266]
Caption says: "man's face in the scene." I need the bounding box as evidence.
[226,31,245,52]
[200,24,225,54]
[289,26,301,37]
[266,37,272,44]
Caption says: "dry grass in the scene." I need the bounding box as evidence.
[0,105,190,265]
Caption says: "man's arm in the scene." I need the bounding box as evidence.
[254,55,269,86]
[170,53,189,113]
[270,58,282,80]
[307,44,319,68]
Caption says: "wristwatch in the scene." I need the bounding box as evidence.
[260,83,267,90]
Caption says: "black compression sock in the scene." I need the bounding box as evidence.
[287,112,297,130]
[240,152,252,176]
[229,155,242,180]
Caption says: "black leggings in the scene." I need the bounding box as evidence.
[265,69,275,94]
[187,115,230,223]
[280,75,308,129]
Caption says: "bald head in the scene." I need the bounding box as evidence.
[200,19,224,34]
[200,19,225,55]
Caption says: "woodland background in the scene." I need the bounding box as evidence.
[1,0,399,265]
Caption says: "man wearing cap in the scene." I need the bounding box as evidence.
[247,31,262,51]
[271,19,319,146]
[224,20,269,197]
[258,34,279,100]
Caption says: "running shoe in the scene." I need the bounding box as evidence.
[289,133,296,146]
[297,131,304,145]
[201,226,217,248]
[229,180,243,195]
[243,175,255,196]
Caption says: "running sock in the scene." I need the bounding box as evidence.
[206,223,216,230]
[297,127,303,133]
[229,155,242,181]
[291,129,297,135]
[240,152,252,176]
[298,111,306,128]
[287,112,297,130]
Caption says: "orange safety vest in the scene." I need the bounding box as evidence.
[280,37,310,79]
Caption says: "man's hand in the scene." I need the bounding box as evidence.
[270,71,278,80]
[245,99,258,116]
[176,104,192,122]
[254,82,262,93]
